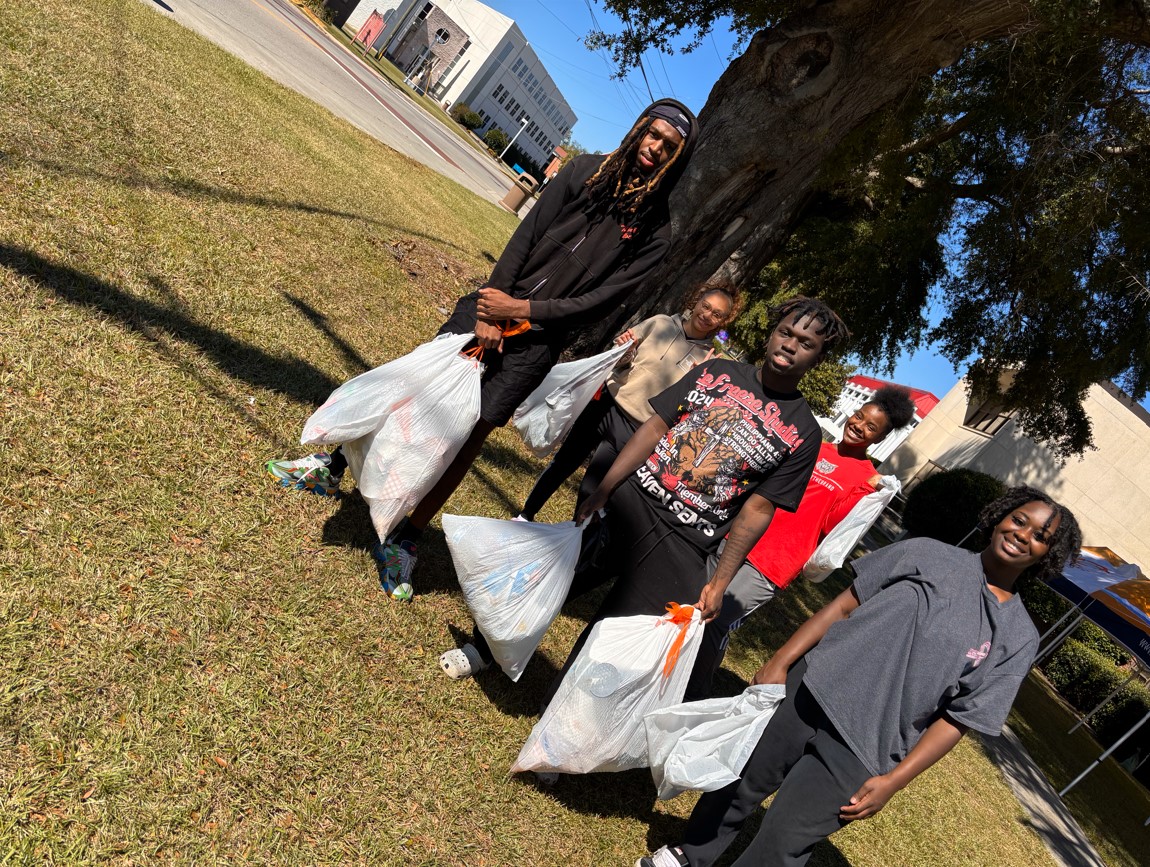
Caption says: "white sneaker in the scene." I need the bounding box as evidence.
[636,846,689,867]
[438,643,489,679]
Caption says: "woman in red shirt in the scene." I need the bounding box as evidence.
[685,386,916,699]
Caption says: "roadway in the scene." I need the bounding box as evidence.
[141,0,521,208]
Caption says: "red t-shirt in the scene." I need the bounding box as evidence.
[746,441,877,589]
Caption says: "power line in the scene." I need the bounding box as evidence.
[535,0,642,117]
[709,31,725,65]
[580,0,645,115]
[656,48,677,99]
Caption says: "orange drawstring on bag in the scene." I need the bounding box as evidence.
[500,319,532,338]
[463,346,485,361]
[662,602,696,679]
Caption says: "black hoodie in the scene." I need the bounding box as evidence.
[483,98,699,344]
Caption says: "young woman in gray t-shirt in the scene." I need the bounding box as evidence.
[638,485,1082,867]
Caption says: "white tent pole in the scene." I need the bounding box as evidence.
[1033,613,1087,667]
[1038,602,1088,644]
[1068,669,1140,733]
[1059,708,1150,797]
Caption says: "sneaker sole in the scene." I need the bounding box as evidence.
[270,475,339,498]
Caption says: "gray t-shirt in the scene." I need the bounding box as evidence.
[802,537,1039,776]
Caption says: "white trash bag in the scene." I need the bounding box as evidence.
[512,341,632,458]
[801,475,902,582]
[343,348,482,541]
[645,684,787,800]
[442,515,584,682]
[512,605,703,775]
[300,332,472,445]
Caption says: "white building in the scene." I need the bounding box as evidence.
[820,375,940,463]
[374,0,577,169]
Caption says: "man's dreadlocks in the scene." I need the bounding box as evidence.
[767,296,851,356]
[583,116,686,232]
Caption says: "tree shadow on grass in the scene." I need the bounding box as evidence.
[0,242,340,405]
[282,292,372,374]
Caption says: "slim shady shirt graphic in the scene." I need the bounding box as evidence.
[638,360,820,545]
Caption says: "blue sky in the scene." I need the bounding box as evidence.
[482,1,734,153]
[481,2,1146,410]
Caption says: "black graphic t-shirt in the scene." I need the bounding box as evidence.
[634,359,821,548]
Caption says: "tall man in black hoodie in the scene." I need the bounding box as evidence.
[268,99,699,600]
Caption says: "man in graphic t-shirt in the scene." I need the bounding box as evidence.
[684,385,917,699]
[546,297,850,697]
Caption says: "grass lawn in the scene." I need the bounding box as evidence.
[0,1,1096,864]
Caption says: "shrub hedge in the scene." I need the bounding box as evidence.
[1039,638,1150,751]
[902,467,1005,546]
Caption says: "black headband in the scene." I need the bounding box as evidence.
[647,104,691,140]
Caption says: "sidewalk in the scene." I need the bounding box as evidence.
[979,726,1106,867]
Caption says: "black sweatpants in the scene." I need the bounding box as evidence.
[680,659,872,867]
[542,480,714,706]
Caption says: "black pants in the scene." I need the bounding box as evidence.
[519,393,638,520]
[680,660,872,867]
[542,481,714,706]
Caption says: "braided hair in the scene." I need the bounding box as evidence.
[583,116,686,232]
[767,296,851,356]
[978,486,1083,581]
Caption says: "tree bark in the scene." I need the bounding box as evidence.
[576,0,1040,351]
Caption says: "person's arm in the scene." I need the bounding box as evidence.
[751,586,861,684]
[573,414,670,523]
[838,715,968,821]
[614,316,657,365]
[695,494,777,620]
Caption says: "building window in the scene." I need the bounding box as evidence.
[963,397,1013,436]
[497,90,508,105]
[434,28,450,44]
[512,58,522,72]
[492,84,503,99]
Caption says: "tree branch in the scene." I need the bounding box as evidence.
[896,113,976,157]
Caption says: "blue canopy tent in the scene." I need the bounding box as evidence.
[1033,547,1150,797]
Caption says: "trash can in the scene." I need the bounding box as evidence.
[500,173,538,214]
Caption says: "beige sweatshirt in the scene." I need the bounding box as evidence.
[607,313,715,422]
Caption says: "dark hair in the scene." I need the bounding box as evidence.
[684,279,743,324]
[866,385,916,433]
[767,296,850,356]
[583,116,686,232]
[978,485,1082,581]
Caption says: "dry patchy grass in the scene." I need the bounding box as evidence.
[0,1,1075,864]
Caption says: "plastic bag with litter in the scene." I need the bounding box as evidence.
[512,604,703,775]
[512,341,632,458]
[644,683,787,799]
[443,515,584,682]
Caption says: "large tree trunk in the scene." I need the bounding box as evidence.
[575,0,1036,351]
